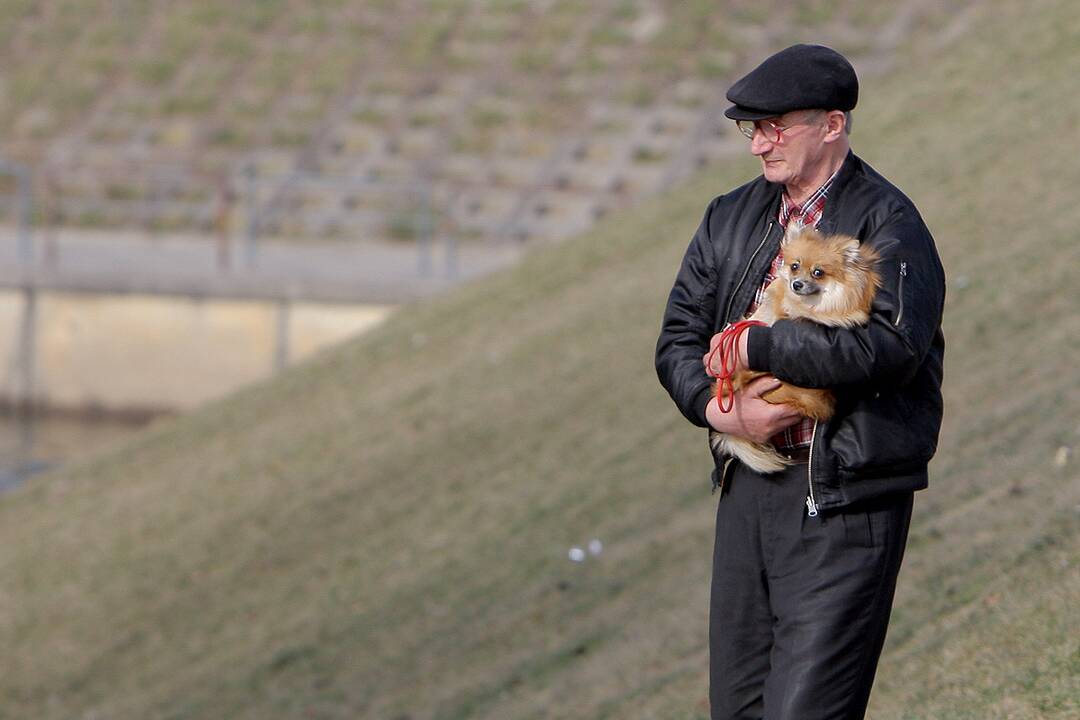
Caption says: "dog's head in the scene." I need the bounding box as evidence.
[779,223,880,316]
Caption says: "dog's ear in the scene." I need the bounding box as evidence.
[782,220,804,248]
[839,236,880,274]
[840,236,862,266]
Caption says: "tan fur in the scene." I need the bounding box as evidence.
[710,224,881,473]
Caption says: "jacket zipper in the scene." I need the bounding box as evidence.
[805,419,819,517]
[723,221,774,323]
[894,261,907,326]
[714,222,774,500]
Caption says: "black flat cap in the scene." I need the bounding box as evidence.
[724,44,858,121]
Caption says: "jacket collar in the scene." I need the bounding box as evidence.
[814,150,858,235]
[757,150,858,230]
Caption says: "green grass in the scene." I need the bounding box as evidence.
[0,0,894,238]
[0,0,1078,718]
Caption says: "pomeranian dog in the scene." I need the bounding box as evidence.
[710,223,881,473]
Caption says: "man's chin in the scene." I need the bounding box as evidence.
[761,162,789,184]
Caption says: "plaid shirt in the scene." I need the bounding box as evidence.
[746,172,838,451]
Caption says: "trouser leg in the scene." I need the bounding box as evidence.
[763,480,913,720]
[709,462,773,720]
[708,462,914,720]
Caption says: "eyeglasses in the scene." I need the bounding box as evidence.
[736,118,803,143]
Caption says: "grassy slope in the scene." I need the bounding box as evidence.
[1,0,1078,718]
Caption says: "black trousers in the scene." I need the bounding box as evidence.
[709,460,913,720]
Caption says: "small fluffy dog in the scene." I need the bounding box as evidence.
[711,223,881,473]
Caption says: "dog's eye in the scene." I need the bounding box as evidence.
[812,268,824,278]
[790,262,800,272]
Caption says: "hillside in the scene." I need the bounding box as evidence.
[1,0,1078,718]
[1,0,931,243]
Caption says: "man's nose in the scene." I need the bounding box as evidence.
[750,131,774,156]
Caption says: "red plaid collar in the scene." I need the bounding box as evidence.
[778,168,840,228]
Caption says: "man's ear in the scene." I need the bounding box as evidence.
[823,110,846,142]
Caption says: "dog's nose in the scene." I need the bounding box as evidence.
[791,280,804,292]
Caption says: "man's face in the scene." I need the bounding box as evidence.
[747,110,829,187]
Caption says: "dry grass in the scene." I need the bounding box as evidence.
[0,0,1077,718]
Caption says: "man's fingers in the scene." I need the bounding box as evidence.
[764,396,802,419]
[776,406,804,423]
[743,375,782,396]
[703,333,724,371]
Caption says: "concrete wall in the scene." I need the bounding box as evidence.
[0,289,390,412]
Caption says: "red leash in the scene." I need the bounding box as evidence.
[705,320,766,413]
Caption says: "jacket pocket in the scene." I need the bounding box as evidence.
[831,387,941,479]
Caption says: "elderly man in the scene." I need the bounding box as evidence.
[655,45,945,719]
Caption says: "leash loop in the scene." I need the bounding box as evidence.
[705,320,766,413]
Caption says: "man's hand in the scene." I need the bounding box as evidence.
[703,327,751,376]
[705,375,802,443]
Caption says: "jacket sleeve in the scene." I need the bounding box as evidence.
[746,207,945,389]
[655,199,721,428]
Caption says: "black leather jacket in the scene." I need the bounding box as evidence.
[655,151,945,511]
